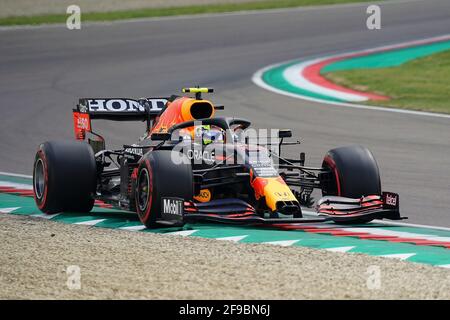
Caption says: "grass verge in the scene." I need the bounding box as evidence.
[324,50,450,114]
[0,0,377,26]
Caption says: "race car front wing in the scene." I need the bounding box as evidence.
[157,192,405,227]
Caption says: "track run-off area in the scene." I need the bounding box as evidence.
[253,34,450,116]
[1,173,450,268]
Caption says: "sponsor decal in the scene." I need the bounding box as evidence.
[124,145,144,157]
[85,98,167,113]
[74,113,90,130]
[275,191,290,198]
[162,197,184,217]
[253,167,278,177]
[194,189,211,203]
[383,192,399,208]
[72,112,91,140]
[186,148,215,164]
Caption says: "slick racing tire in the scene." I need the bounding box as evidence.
[135,150,193,228]
[33,141,97,214]
[322,145,381,198]
[321,145,381,224]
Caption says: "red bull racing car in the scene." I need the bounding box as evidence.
[32,88,403,228]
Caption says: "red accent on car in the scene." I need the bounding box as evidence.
[141,159,154,223]
[72,111,91,140]
[250,177,269,200]
[323,156,341,196]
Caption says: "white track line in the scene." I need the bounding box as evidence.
[264,240,300,246]
[167,229,198,236]
[0,180,33,190]
[0,207,21,214]
[281,35,450,102]
[372,219,450,232]
[216,235,248,242]
[379,253,416,260]
[120,225,147,231]
[283,58,369,102]
[252,34,450,120]
[341,227,450,243]
[325,246,355,253]
[0,171,32,178]
[31,213,60,219]
[74,219,106,226]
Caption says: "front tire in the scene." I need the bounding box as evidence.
[321,145,381,224]
[135,150,193,228]
[321,145,381,198]
[33,141,97,214]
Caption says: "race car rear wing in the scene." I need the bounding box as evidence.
[73,98,168,140]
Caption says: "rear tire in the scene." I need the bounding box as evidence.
[33,141,97,214]
[135,150,193,228]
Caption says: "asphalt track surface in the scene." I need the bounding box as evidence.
[0,0,449,227]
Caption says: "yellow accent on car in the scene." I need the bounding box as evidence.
[263,178,297,211]
[182,87,214,94]
[181,98,215,121]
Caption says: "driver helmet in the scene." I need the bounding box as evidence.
[194,125,224,145]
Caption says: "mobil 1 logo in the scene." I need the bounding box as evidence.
[161,197,184,221]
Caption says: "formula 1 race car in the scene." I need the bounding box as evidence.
[32,88,403,228]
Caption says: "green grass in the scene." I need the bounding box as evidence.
[0,0,378,26]
[324,50,450,114]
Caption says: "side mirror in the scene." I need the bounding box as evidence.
[278,129,292,139]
